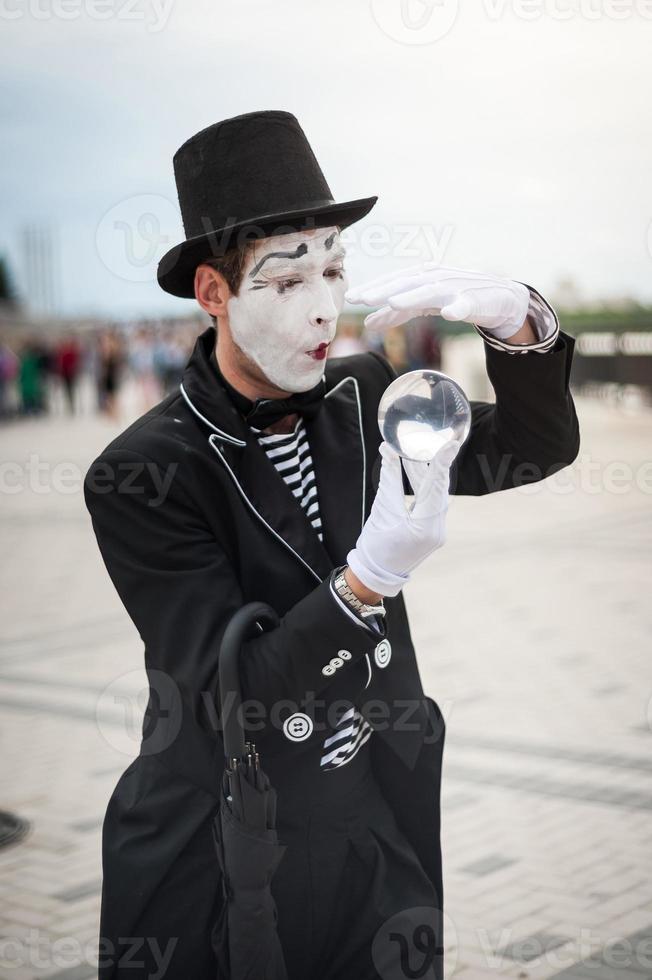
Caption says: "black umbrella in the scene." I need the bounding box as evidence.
[211,602,289,980]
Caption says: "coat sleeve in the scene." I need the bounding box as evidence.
[83,448,384,739]
[369,329,580,495]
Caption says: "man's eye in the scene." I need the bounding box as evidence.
[277,278,301,292]
[325,267,344,280]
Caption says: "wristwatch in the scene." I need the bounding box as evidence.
[332,566,386,619]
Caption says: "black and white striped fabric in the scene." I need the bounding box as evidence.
[473,288,560,354]
[254,417,323,542]
[319,706,373,771]
[254,416,373,770]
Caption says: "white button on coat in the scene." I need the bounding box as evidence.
[282,712,313,742]
[374,639,392,669]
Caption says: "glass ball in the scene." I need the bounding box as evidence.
[378,370,472,462]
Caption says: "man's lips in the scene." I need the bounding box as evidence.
[305,342,330,361]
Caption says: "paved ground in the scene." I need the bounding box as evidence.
[0,383,650,980]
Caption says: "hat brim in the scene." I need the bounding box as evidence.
[157,196,378,298]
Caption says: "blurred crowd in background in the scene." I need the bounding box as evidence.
[0,320,212,421]
[0,315,442,423]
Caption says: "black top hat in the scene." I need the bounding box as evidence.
[157,110,378,298]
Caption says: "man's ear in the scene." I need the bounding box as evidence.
[194,264,231,320]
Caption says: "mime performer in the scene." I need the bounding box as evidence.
[84,110,580,980]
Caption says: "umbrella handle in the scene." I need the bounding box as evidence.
[219,602,279,762]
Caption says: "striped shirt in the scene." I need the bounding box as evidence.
[253,415,373,770]
[254,417,323,542]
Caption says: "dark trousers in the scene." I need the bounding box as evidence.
[270,748,442,980]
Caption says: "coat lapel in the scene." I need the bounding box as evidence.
[224,429,334,582]
[305,374,367,568]
[181,328,369,583]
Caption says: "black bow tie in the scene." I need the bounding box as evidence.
[210,350,326,430]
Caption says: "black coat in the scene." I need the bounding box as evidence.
[84,324,579,978]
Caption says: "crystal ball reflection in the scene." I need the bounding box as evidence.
[378,370,472,462]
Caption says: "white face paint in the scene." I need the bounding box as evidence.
[226,226,347,393]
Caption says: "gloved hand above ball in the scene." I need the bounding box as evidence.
[346,263,530,341]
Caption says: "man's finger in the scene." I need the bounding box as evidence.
[440,296,475,322]
[385,282,449,312]
[364,306,414,332]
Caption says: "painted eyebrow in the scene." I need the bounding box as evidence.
[248,242,309,278]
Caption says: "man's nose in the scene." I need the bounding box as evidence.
[309,280,338,329]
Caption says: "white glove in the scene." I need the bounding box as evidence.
[346,439,461,598]
[346,263,530,341]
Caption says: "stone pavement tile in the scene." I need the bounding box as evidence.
[548,966,650,979]
[51,881,102,905]
[459,855,519,878]
[540,922,652,979]
[498,932,573,964]
[451,967,527,980]
[588,889,652,926]
[39,966,96,980]
[603,912,652,942]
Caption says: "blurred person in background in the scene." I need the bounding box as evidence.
[129,324,160,410]
[0,338,19,418]
[96,329,123,421]
[55,331,82,415]
[18,337,48,415]
[407,316,442,372]
[154,325,189,395]
[329,318,367,358]
[383,324,410,375]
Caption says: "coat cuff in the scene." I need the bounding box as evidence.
[473,283,560,355]
[328,568,386,638]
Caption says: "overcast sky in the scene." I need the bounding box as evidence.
[1,0,651,319]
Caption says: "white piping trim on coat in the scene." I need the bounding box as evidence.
[364,653,372,689]
[324,376,366,533]
[208,433,322,584]
[183,373,368,583]
[180,382,247,447]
